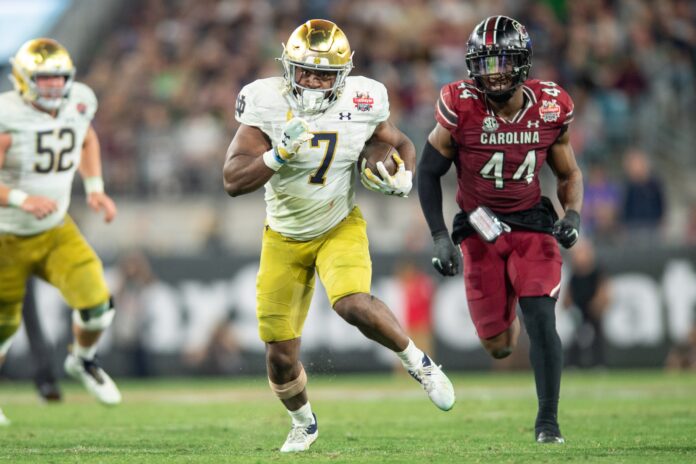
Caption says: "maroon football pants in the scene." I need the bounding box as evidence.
[460,231,562,339]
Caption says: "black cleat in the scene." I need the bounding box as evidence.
[536,430,565,444]
[36,381,62,402]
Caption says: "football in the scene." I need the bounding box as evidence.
[357,140,398,179]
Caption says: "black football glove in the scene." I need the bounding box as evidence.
[553,209,581,249]
[431,231,461,276]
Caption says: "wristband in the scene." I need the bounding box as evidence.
[7,189,28,208]
[83,176,104,194]
[262,147,286,172]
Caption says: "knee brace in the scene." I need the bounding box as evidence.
[268,364,307,400]
[73,298,115,331]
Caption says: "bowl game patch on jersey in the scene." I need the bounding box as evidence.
[353,91,374,112]
[539,100,561,122]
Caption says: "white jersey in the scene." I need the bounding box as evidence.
[0,82,97,235]
[236,76,389,240]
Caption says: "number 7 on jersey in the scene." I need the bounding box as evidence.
[308,132,338,185]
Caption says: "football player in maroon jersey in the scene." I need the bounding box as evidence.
[418,15,583,444]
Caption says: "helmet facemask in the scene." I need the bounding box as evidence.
[466,50,530,103]
[280,19,354,114]
[281,50,353,113]
[11,66,75,111]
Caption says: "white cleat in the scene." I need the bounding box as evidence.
[0,408,10,426]
[408,354,456,411]
[280,414,318,452]
[64,354,122,406]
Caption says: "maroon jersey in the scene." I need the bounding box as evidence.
[436,79,574,214]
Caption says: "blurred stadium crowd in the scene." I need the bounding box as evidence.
[75,0,696,248]
[4,1,696,378]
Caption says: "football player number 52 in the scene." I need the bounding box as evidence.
[34,128,76,173]
[480,150,536,189]
[308,132,337,185]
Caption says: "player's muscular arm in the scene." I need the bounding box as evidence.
[79,125,103,178]
[80,125,117,223]
[370,120,416,172]
[548,130,583,214]
[548,129,583,248]
[0,133,57,217]
[223,124,273,197]
[427,123,456,160]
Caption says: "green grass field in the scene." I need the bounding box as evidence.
[0,371,694,463]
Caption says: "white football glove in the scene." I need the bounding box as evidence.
[360,152,413,197]
[276,117,314,161]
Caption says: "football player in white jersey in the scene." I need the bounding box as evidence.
[223,19,455,452]
[0,39,121,423]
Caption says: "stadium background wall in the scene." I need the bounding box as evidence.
[3,245,695,378]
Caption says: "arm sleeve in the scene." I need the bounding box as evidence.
[417,141,454,237]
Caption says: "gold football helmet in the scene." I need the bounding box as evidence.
[281,19,353,113]
[10,38,75,111]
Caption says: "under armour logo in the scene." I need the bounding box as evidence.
[339,112,351,120]
[527,120,539,128]
[236,94,246,117]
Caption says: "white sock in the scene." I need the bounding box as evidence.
[288,402,314,427]
[73,342,98,361]
[396,339,425,370]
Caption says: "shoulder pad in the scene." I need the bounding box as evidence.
[69,82,98,119]
[435,80,482,130]
[344,76,389,122]
[235,77,284,127]
[0,92,16,132]
[526,80,575,126]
